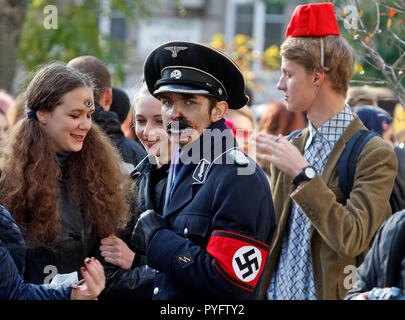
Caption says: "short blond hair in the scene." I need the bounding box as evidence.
[280,35,354,96]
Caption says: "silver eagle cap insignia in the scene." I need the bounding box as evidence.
[164,46,189,58]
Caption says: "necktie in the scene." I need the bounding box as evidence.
[164,144,180,207]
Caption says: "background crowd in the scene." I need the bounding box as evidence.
[0,58,403,300]
[0,1,404,301]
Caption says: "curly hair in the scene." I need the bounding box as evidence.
[259,100,306,136]
[0,62,131,248]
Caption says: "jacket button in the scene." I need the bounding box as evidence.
[153,287,159,295]
[184,228,189,235]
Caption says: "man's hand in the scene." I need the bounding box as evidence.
[131,210,167,256]
[100,234,135,270]
[70,257,105,300]
[253,133,309,178]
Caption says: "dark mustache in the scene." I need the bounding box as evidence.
[167,118,193,131]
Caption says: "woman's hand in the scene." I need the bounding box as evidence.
[70,257,105,300]
[100,234,135,270]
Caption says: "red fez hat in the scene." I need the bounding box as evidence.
[286,3,340,38]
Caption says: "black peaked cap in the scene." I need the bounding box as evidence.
[143,41,249,109]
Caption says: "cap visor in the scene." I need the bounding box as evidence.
[153,84,210,97]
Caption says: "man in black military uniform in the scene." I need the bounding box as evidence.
[132,41,276,299]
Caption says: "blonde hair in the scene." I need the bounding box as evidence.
[133,83,151,105]
[280,35,354,96]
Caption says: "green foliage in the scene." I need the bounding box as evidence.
[260,0,285,14]
[19,0,151,86]
[336,0,404,88]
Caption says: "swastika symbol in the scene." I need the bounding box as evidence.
[232,246,262,282]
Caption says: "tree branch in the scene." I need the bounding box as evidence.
[392,32,405,47]
[351,0,405,107]
[350,79,387,85]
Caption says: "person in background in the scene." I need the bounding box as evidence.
[109,87,138,143]
[353,105,393,145]
[347,85,399,122]
[0,109,9,150]
[346,86,378,108]
[353,105,405,213]
[67,56,146,174]
[132,83,170,214]
[6,92,25,128]
[96,83,168,299]
[374,87,398,117]
[124,111,141,144]
[392,103,405,144]
[110,87,131,126]
[254,3,397,300]
[225,105,257,156]
[109,87,136,141]
[345,209,405,300]
[259,100,306,137]
[0,62,131,288]
[0,90,14,114]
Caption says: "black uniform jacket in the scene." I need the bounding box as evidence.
[147,119,276,299]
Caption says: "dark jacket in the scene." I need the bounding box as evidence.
[345,209,405,299]
[390,145,405,213]
[98,156,169,300]
[92,103,146,173]
[0,205,71,300]
[132,156,170,215]
[24,178,99,284]
[147,119,276,300]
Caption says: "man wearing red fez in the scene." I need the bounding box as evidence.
[254,3,397,300]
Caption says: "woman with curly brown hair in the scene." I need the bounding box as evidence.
[259,100,306,137]
[0,62,131,286]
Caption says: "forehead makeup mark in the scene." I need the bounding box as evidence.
[84,99,94,108]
